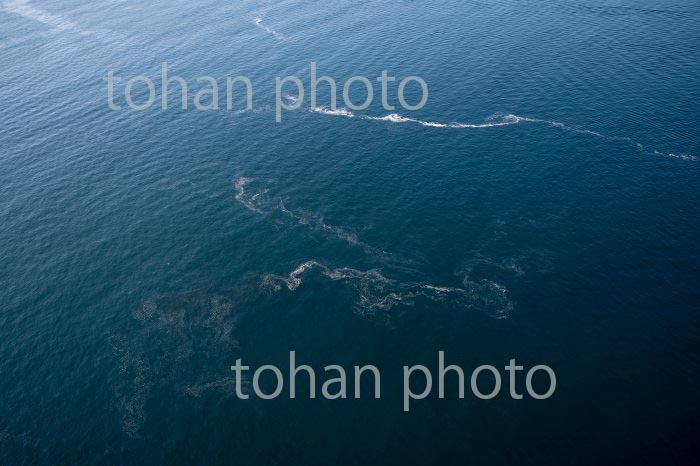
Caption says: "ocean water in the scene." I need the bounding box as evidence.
[1,0,700,464]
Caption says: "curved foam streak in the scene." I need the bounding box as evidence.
[278,200,389,257]
[235,178,384,255]
[254,16,286,42]
[307,108,696,161]
[263,260,409,313]
[278,199,308,224]
[317,215,368,249]
[263,260,395,293]
[235,105,695,161]
[263,260,512,318]
[510,115,698,161]
[234,177,263,214]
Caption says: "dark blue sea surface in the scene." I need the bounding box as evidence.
[1,0,699,464]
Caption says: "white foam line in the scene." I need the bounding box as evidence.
[362,113,521,128]
[306,108,696,161]
[234,177,263,214]
[513,115,698,161]
[237,181,387,256]
[278,199,307,224]
[254,16,286,42]
[263,260,513,318]
[279,200,386,256]
[311,106,356,118]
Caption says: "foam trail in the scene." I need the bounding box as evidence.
[2,0,75,31]
[312,106,356,118]
[231,105,696,161]
[263,260,411,312]
[316,215,371,250]
[236,179,389,257]
[254,17,286,41]
[263,260,512,318]
[278,199,307,223]
[307,108,696,161]
[234,177,264,214]
[509,114,698,161]
[665,152,697,161]
[362,113,520,128]
[278,200,391,257]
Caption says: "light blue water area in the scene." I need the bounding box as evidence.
[1,0,699,464]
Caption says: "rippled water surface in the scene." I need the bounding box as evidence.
[1,0,699,464]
